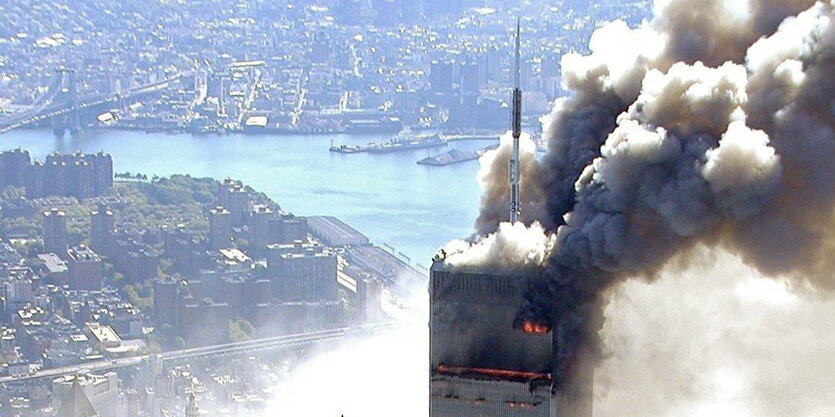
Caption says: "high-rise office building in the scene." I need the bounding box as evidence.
[429,263,556,417]
[24,161,46,198]
[42,152,113,198]
[269,215,308,245]
[251,206,309,256]
[70,159,95,198]
[45,158,69,197]
[0,148,31,188]
[208,206,233,250]
[89,151,114,194]
[66,245,103,291]
[227,187,249,226]
[153,277,180,327]
[43,208,69,258]
[266,242,337,302]
[90,204,115,256]
[217,178,242,208]
[250,204,274,255]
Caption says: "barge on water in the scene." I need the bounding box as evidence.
[329,143,365,153]
[367,132,446,153]
[329,129,448,154]
[417,145,498,166]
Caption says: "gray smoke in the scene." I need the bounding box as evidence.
[475,132,551,235]
[654,0,816,67]
[470,0,835,399]
[596,247,835,416]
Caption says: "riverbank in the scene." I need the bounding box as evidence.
[0,128,485,263]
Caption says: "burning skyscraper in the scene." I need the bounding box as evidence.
[440,0,835,414]
[430,242,594,417]
[429,263,555,417]
[429,22,592,417]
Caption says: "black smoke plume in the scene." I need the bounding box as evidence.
[460,0,835,395]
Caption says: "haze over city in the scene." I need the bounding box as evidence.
[0,0,834,416]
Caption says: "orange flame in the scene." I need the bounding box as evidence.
[436,365,551,381]
[521,320,550,334]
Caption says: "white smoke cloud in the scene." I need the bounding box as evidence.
[746,3,828,72]
[260,322,427,417]
[562,20,663,102]
[745,2,828,129]
[595,248,835,417]
[442,221,555,270]
[703,121,781,219]
[633,61,749,136]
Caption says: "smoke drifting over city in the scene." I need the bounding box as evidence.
[455,0,835,408]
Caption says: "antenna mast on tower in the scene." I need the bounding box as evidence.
[509,19,522,224]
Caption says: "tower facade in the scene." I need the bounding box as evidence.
[43,208,69,258]
[429,262,554,417]
[0,148,31,187]
[209,206,233,250]
[90,204,114,256]
[66,245,103,291]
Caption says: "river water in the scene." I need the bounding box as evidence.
[0,129,490,266]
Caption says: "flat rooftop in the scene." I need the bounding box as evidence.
[38,253,68,273]
[430,259,540,277]
[85,322,121,345]
[219,248,251,264]
[345,245,425,293]
[308,216,369,247]
[67,246,101,262]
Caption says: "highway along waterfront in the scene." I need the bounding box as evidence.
[0,129,491,265]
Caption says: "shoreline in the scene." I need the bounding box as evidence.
[0,124,523,142]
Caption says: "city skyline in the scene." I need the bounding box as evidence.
[0,0,650,136]
[1,0,835,416]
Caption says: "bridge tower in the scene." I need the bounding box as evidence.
[55,67,82,134]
